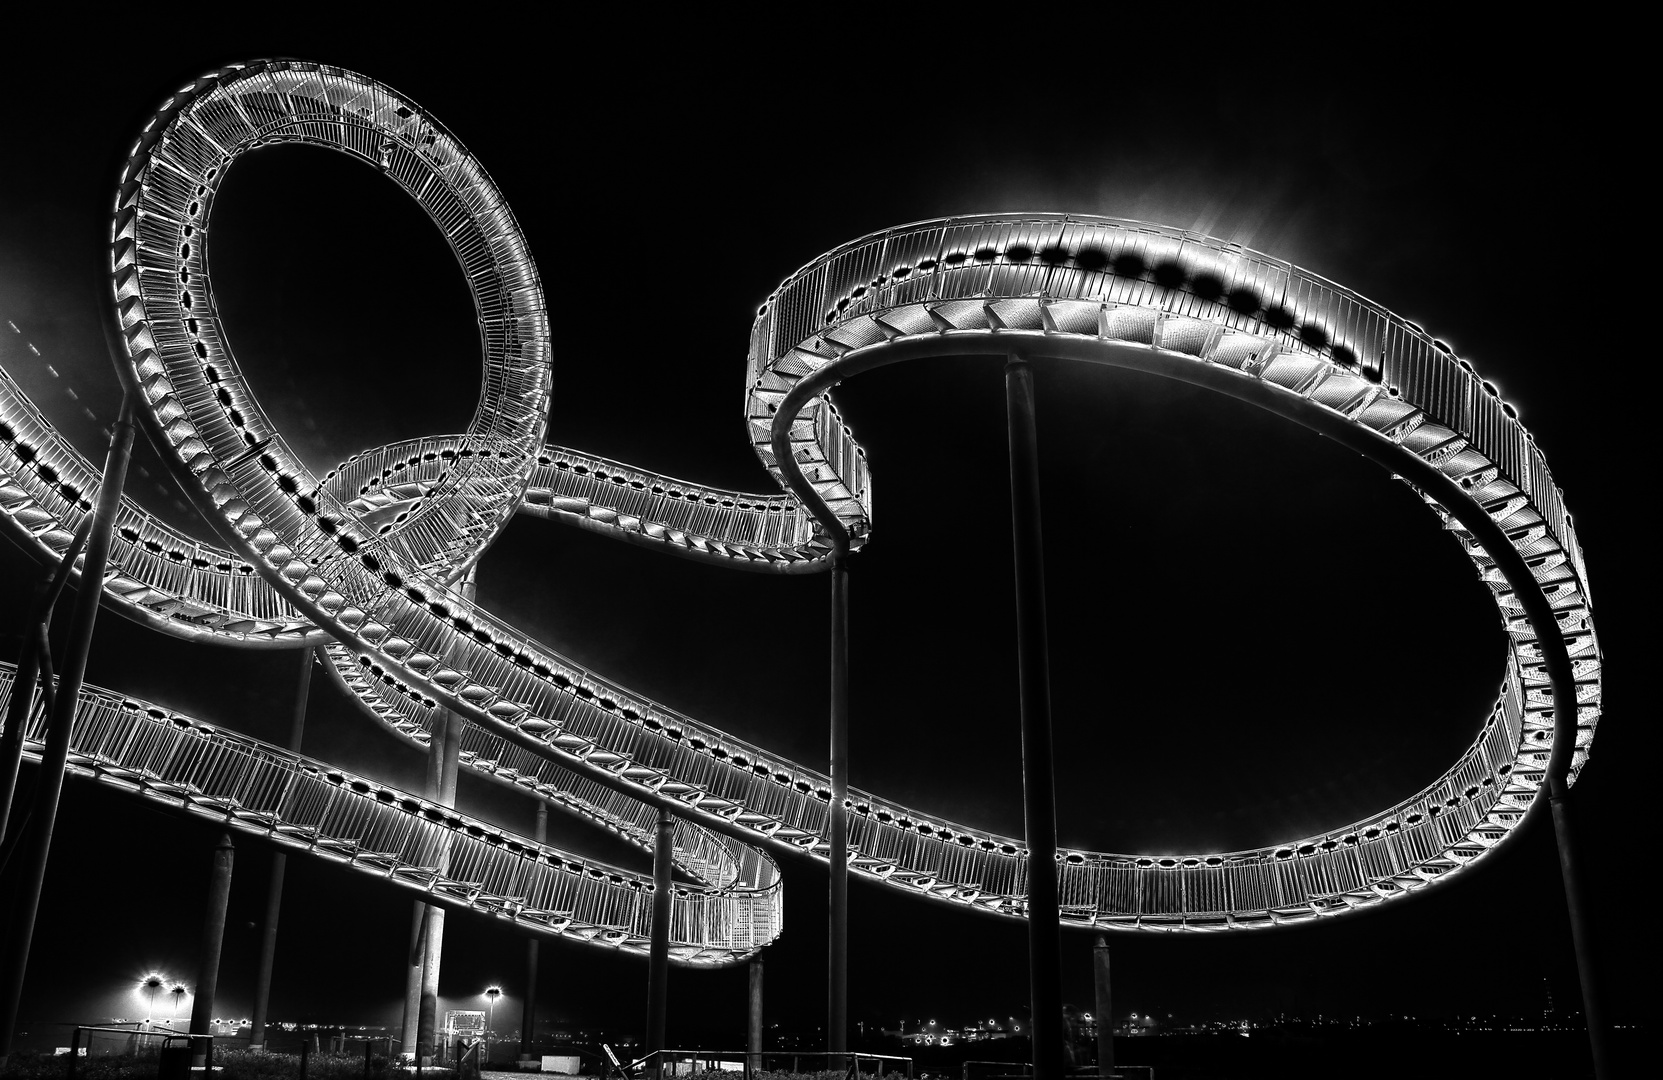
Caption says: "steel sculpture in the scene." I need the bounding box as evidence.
[0,60,1601,945]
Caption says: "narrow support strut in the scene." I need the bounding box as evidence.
[1093,935,1112,1075]
[748,957,764,1067]
[828,551,850,1061]
[520,799,547,1064]
[1005,357,1065,1080]
[1550,780,1609,1078]
[0,391,135,1070]
[189,833,235,1068]
[0,515,92,845]
[411,571,473,1063]
[250,647,313,1051]
[646,805,673,1066]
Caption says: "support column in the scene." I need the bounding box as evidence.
[828,553,849,1061]
[519,800,547,1065]
[1004,358,1064,1080]
[0,608,47,849]
[1522,565,1606,1079]
[1092,936,1112,1077]
[646,807,673,1066]
[411,570,473,1063]
[189,833,236,1067]
[250,648,314,1051]
[0,517,91,844]
[1550,782,1609,1078]
[415,706,461,1061]
[747,958,763,1065]
[401,906,426,1057]
[0,393,135,1071]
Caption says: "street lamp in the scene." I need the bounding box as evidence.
[170,985,187,1028]
[484,986,502,1063]
[140,975,164,1031]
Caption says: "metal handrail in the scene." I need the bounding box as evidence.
[64,1024,213,1080]
[629,1048,913,1080]
[0,665,778,964]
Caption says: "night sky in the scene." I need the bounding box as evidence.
[0,20,1647,1045]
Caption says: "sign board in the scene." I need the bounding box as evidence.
[540,1056,581,1074]
[445,1010,486,1036]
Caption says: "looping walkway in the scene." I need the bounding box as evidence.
[0,58,1600,943]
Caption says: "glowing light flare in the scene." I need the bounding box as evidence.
[134,973,167,1026]
[168,984,190,1022]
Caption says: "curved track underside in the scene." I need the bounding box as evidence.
[0,58,1601,944]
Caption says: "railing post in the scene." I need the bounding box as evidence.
[0,391,135,1071]
[251,647,314,1052]
[1004,358,1064,1080]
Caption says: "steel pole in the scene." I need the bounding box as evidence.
[1092,936,1112,1076]
[828,552,849,1061]
[401,904,427,1057]
[189,833,236,1067]
[250,648,313,1050]
[0,616,45,850]
[0,516,92,845]
[414,571,473,1063]
[0,393,135,1070]
[1004,358,1064,1080]
[415,752,449,1062]
[520,800,547,1063]
[646,807,674,1065]
[1549,780,1609,1077]
[646,806,674,1064]
[748,957,763,1063]
[416,700,463,1060]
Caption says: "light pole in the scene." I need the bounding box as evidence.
[484,986,502,1064]
[170,985,186,1028]
[141,975,163,1032]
